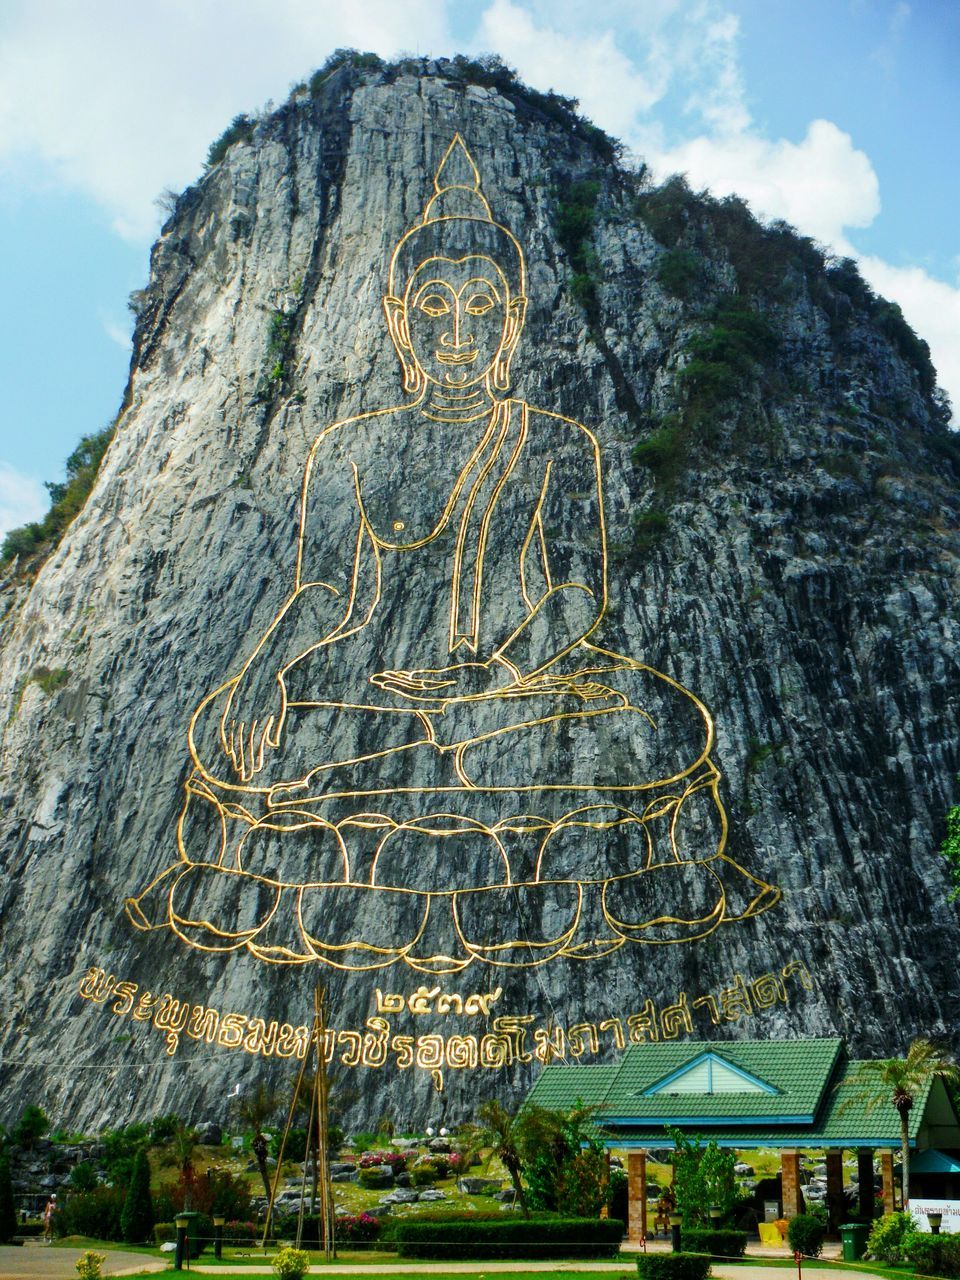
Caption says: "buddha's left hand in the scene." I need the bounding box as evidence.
[370,657,520,703]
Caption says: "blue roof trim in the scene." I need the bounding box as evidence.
[605,1114,815,1127]
[641,1051,780,1098]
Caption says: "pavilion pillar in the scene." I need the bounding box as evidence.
[628,1151,648,1243]
[825,1149,845,1233]
[858,1148,875,1219]
[781,1149,803,1219]
[880,1150,896,1213]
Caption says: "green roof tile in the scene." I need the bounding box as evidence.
[523,1040,960,1150]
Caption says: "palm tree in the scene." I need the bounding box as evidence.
[165,1122,199,1210]
[231,1083,282,1201]
[843,1038,959,1208]
[476,1099,548,1219]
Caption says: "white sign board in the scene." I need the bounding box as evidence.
[907,1200,960,1233]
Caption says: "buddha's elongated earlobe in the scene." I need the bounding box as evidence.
[383,294,425,396]
[492,295,527,392]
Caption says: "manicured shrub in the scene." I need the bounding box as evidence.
[393,1215,624,1259]
[120,1148,154,1243]
[358,1166,393,1188]
[75,1252,105,1280]
[273,1246,310,1280]
[637,1251,712,1280]
[903,1232,960,1278]
[787,1213,825,1258]
[866,1211,915,1263]
[409,1161,442,1187]
[681,1228,747,1258]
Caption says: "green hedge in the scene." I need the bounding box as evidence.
[637,1251,712,1280]
[903,1233,960,1278]
[681,1228,747,1258]
[787,1213,825,1258]
[393,1215,624,1259]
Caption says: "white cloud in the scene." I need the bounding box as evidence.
[475,0,670,138]
[0,464,46,540]
[646,118,880,249]
[858,256,960,415]
[101,316,132,350]
[0,0,452,241]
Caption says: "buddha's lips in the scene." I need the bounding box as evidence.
[436,349,478,365]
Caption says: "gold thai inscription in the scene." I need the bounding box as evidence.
[78,958,815,1066]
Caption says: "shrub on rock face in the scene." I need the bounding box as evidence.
[787,1213,826,1258]
[637,1253,712,1280]
[680,1228,748,1258]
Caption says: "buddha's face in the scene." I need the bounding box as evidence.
[402,255,516,389]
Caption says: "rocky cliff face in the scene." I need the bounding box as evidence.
[2,56,959,1131]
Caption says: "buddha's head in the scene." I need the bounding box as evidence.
[384,135,527,397]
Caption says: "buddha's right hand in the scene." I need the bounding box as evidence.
[219,668,287,781]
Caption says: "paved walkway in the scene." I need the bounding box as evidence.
[188,1264,883,1277]
[0,1244,165,1278]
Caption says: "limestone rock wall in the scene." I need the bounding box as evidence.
[1,61,958,1131]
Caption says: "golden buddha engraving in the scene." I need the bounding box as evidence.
[126,136,780,974]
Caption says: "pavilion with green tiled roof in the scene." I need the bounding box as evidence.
[524,1037,960,1243]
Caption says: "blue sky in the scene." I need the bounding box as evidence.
[1,0,957,538]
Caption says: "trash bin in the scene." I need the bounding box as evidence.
[841,1223,870,1261]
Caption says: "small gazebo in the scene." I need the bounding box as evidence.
[524,1036,960,1241]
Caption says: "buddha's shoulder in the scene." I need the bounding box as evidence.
[521,403,600,458]
[304,405,419,462]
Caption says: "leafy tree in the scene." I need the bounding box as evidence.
[68,1162,98,1193]
[519,1101,608,1217]
[843,1038,959,1207]
[667,1128,737,1226]
[0,1155,17,1242]
[100,1123,149,1183]
[13,1105,49,1148]
[232,1083,282,1201]
[120,1148,154,1243]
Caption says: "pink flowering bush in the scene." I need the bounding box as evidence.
[335,1212,380,1243]
[358,1150,406,1171]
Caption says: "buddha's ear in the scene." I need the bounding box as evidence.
[383,294,424,395]
[492,295,527,392]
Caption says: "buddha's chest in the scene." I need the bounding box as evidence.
[355,431,520,547]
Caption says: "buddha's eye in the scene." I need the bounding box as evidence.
[418,293,450,317]
[464,292,496,316]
